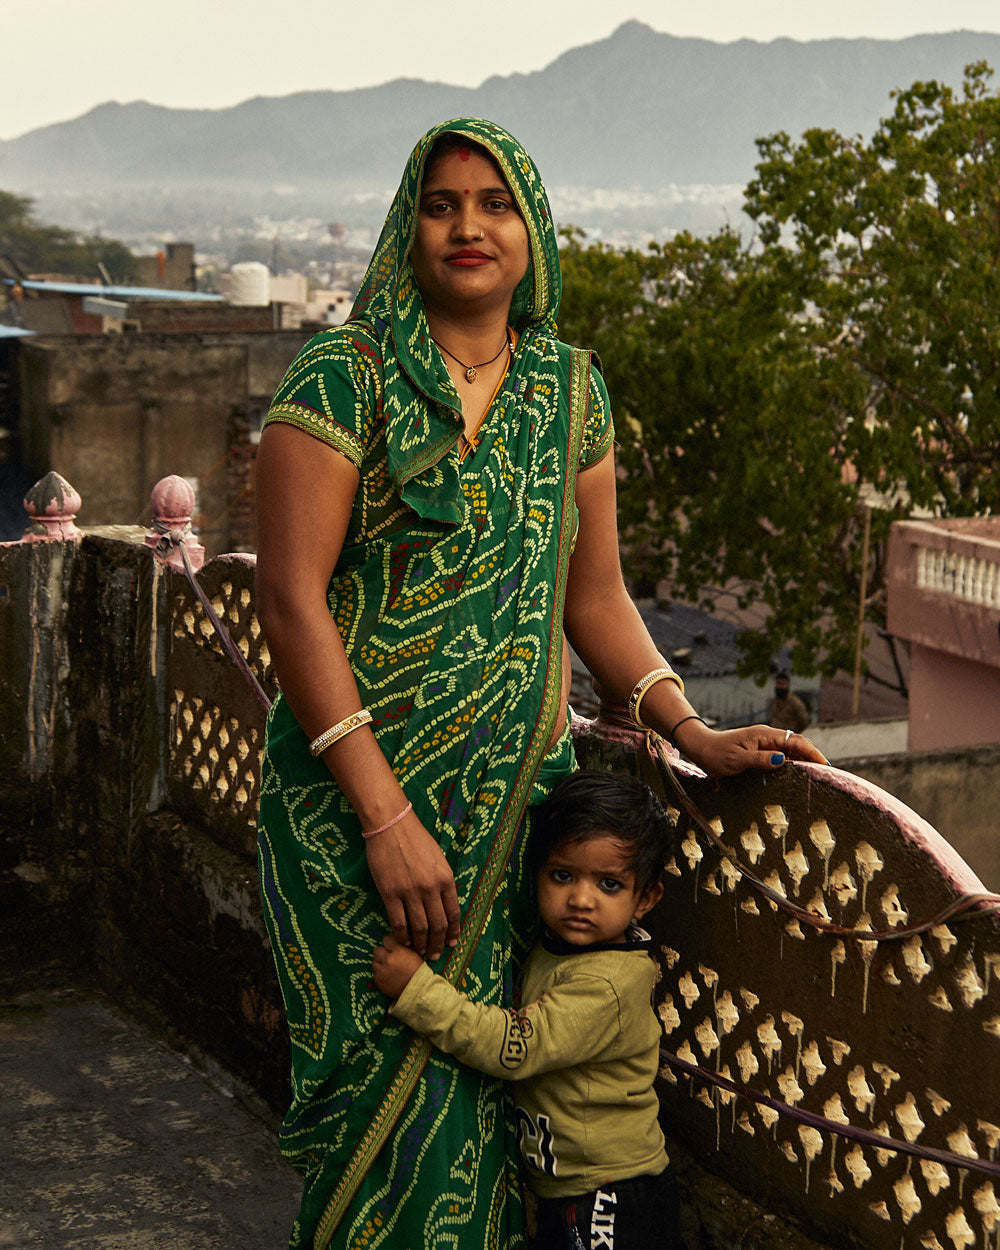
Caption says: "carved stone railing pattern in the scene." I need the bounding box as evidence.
[166,554,276,856]
[576,726,1000,1250]
[916,546,1000,608]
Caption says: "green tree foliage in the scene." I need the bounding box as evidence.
[559,64,1000,683]
[0,190,137,282]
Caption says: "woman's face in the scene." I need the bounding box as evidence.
[409,145,530,320]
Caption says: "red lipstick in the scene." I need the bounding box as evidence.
[446,249,491,266]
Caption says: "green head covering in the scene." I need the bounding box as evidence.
[348,118,563,524]
[352,117,561,333]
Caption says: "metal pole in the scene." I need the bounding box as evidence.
[851,505,872,720]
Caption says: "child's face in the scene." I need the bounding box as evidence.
[536,833,662,947]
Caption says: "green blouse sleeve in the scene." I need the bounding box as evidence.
[579,363,615,469]
[263,326,382,468]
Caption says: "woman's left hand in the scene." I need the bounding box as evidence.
[672,719,828,776]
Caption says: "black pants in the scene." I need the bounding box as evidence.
[531,1166,682,1250]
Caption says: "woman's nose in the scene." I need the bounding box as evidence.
[451,203,482,240]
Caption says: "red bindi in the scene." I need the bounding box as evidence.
[464,189,470,195]
[458,146,471,162]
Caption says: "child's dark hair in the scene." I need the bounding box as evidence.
[530,770,672,892]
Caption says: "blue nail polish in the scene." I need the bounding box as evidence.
[770,752,785,766]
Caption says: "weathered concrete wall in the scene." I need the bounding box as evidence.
[18,338,243,542]
[14,332,302,554]
[134,243,197,291]
[131,303,275,334]
[0,532,288,1108]
[839,745,1000,891]
[0,537,93,980]
[242,330,306,399]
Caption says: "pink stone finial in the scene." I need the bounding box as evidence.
[145,474,205,572]
[151,474,196,522]
[23,471,83,541]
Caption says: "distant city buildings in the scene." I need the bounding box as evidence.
[0,242,345,552]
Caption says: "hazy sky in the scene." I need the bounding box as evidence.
[4,0,1000,140]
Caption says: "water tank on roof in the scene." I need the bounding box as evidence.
[229,262,270,307]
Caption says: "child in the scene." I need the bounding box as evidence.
[372,770,683,1250]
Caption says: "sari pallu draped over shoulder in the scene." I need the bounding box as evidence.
[257,119,608,1249]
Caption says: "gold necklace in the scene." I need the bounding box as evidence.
[431,328,512,383]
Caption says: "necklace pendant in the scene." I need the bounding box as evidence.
[465,366,477,383]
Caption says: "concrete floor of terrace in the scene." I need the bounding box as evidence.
[0,985,301,1249]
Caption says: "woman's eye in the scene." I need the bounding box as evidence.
[485,198,511,213]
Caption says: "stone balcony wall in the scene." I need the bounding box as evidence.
[0,529,286,1107]
[3,524,1000,1250]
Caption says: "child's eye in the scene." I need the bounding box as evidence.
[600,878,624,894]
[550,869,572,884]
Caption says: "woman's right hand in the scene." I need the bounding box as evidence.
[364,810,462,961]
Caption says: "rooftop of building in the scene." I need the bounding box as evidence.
[3,278,224,302]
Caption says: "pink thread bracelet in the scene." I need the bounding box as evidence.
[362,801,413,840]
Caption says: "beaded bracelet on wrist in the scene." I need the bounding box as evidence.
[362,801,413,840]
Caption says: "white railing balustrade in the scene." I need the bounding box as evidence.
[915,544,1000,607]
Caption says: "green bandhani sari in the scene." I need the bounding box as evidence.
[258,118,614,1249]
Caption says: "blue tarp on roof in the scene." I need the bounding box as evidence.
[3,279,223,303]
[0,324,36,337]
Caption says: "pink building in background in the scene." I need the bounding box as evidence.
[887,517,1000,751]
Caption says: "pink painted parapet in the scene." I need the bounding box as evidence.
[22,472,82,541]
[145,474,206,573]
[574,717,1000,1250]
[886,518,1000,750]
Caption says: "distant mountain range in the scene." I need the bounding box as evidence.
[3,23,998,191]
[2,22,998,241]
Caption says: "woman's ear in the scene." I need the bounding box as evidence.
[632,880,663,921]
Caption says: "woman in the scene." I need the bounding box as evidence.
[255,117,824,1250]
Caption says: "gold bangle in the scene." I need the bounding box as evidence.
[629,666,685,728]
[309,709,374,757]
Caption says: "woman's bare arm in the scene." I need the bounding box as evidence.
[255,422,461,957]
[563,451,828,775]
